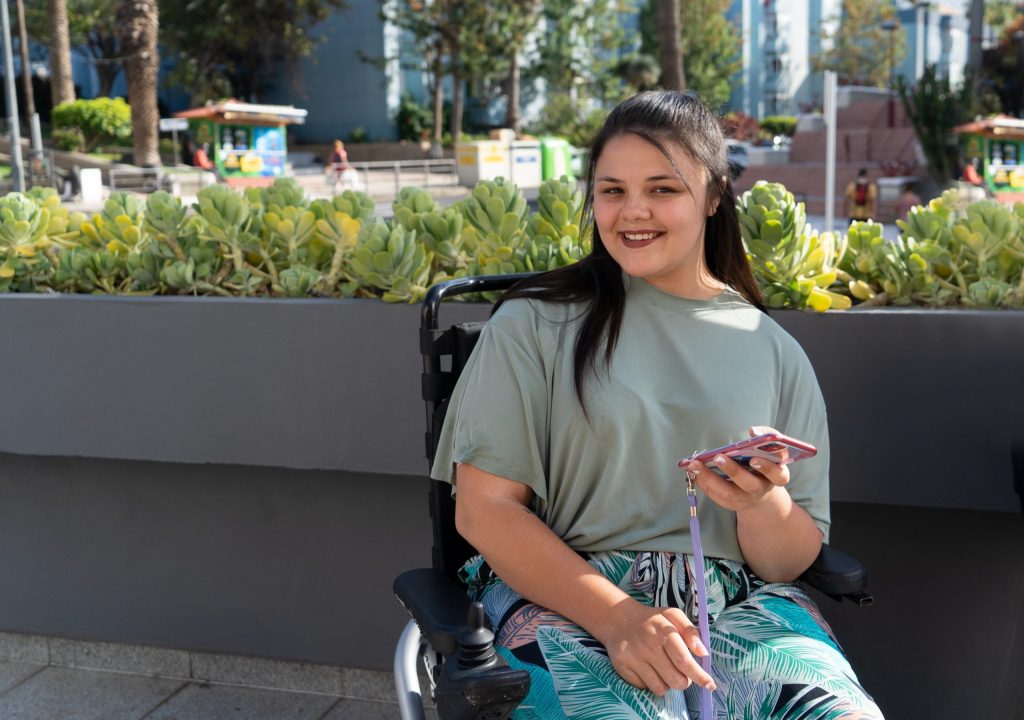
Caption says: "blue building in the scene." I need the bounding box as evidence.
[41,0,970,143]
[729,0,968,117]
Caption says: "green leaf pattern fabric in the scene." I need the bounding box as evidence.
[462,551,883,719]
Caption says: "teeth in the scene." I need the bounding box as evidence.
[623,232,658,241]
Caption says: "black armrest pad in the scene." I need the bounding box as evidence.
[394,568,472,656]
[799,543,867,597]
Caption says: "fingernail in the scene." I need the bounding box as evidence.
[750,460,762,470]
[706,681,717,692]
[694,639,708,656]
[713,455,726,466]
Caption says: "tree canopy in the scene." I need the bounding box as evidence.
[160,0,348,102]
[639,0,741,109]
[813,0,906,87]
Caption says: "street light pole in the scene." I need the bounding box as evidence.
[882,19,897,128]
[0,0,23,191]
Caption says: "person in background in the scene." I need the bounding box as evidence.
[844,168,877,223]
[192,142,215,172]
[895,182,922,222]
[326,139,350,171]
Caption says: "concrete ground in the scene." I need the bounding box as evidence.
[0,638,438,720]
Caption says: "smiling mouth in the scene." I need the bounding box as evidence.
[621,231,663,247]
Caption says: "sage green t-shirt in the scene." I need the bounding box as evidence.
[430,276,831,562]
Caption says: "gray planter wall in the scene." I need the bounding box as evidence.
[2,294,1019,512]
[0,295,1021,720]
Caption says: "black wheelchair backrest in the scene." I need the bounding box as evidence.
[420,274,536,580]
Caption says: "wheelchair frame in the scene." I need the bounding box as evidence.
[394,274,873,720]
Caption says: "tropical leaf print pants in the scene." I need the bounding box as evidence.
[460,551,884,719]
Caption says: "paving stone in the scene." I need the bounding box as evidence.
[143,682,339,720]
[0,633,48,664]
[190,653,343,695]
[339,666,399,703]
[320,697,409,720]
[0,666,183,720]
[50,638,190,678]
[0,661,46,694]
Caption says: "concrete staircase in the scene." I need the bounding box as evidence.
[736,99,923,219]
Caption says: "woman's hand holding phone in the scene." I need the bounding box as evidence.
[679,426,800,513]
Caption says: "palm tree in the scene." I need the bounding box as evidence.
[45,0,75,106]
[118,0,160,166]
[656,0,685,91]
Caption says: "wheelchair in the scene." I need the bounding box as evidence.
[393,273,873,720]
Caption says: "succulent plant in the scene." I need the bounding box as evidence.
[528,176,584,246]
[0,192,58,292]
[194,185,265,295]
[894,189,1024,307]
[737,181,849,311]
[345,219,432,302]
[392,187,466,278]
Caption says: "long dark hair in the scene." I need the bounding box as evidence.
[494,91,764,406]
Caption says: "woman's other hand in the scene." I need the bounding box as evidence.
[596,600,716,696]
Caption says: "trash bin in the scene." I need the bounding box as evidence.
[510,140,542,188]
[79,168,103,206]
[456,141,510,187]
[540,137,574,181]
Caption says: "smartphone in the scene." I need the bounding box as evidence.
[678,432,817,478]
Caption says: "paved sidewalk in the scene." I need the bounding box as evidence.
[0,632,440,720]
[0,660,437,720]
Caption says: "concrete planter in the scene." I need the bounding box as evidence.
[0,295,1020,720]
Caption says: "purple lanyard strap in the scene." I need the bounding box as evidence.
[686,471,714,719]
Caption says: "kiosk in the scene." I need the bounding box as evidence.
[174,101,308,188]
[953,115,1024,204]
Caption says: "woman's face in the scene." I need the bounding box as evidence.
[593,133,717,298]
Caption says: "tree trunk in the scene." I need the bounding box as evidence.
[656,0,685,91]
[431,40,444,158]
[118,0,160,167]
[452,69,463,146]
[96,66,120,99]
[449,35,463,146]
[15,0,34,119]
[45,0,75,106]
[505,53,521,134]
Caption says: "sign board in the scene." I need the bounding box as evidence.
[159,118,190,132]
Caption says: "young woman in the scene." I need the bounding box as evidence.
[432,91,882,719]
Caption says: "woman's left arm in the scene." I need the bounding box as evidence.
[686,426,823,583]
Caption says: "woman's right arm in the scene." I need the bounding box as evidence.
[454,462,716,696]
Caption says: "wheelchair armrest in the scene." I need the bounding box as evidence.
[798,543,873,606]
[394,568,473,656]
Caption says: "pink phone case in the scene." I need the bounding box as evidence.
[678,432,817,476]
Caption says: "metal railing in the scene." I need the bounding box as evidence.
[345,159,457,197]
[109,167,167,193]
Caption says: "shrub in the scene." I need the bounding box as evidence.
[52,127,86,152]
[760,115,798,137]
[51,97,132,153]
[349,126,368,143]
[395,93,433,142]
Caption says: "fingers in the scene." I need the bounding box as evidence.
[610,608,717,696]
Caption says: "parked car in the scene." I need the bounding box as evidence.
[726,139,751,180]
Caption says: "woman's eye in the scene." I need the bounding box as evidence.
[652,186,678,194]
[600,187,623,195]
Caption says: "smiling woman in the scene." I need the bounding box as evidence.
[431,91,885,719]
[594,134,720,298]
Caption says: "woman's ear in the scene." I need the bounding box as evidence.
[706,176,727,216]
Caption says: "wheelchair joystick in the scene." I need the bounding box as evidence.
[434,601,531,720]
[455,602,497,669]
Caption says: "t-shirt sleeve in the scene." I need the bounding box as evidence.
[429,302,550,501]
[774,340,832,542]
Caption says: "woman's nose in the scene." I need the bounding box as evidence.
[622,193,652,220]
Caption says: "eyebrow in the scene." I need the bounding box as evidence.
[596,174,681,183]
